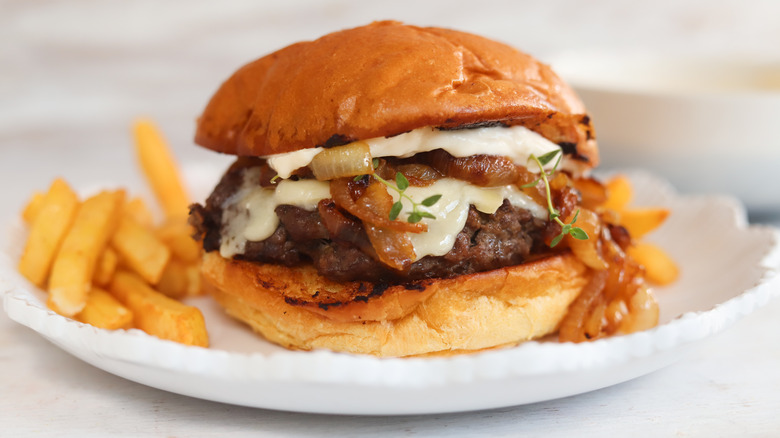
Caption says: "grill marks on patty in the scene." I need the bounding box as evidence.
[190,161,563,283]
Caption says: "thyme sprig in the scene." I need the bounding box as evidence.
[521,150,588,247]
[354,158,441,223]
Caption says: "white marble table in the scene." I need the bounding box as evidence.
[2,1,779,436]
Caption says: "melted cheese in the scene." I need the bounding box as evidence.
[219,171,547,261]
[395,179,547,259]
[219,172,331,257]
[267,125,561,178]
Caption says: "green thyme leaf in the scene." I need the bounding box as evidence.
[421,194,442,207]
[389,202,403,220]
[353,174,364,182]
[369,171,442,223]
[536,149,561,167]
[526,152,590,248]
[520,178,541,188]
[395,172,409,191]
[571,209,580,224]
[550,233,565,248]
[372,157,380,169]
[569,227,589,240]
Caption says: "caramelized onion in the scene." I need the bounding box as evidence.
[618,284,659,334]
[514,165,538,187]
[310,141,373,180]
[395,164,442,186]
[317,200,375,254]
[566,209,608,270]
[572,177,608,210]
[548,172,569,191]
[426,150,519,186]
[374,160,442,187]
[559,269,609,343]
[329,178,427,233]
[356,182,416,271]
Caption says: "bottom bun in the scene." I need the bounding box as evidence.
[201,251,589,357]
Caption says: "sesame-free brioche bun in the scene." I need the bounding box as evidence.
[201,251,589,357]
[194,21,598,167]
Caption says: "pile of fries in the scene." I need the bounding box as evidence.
[17,120,208,347]
[601,175,679,286]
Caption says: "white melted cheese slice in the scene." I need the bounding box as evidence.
[219,171,547,261]
[394,179,547,258]
[267,125,561,179]
[219,173,331,258]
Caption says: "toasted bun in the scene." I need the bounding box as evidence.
[195,21,597,167]
[201,251,590,357]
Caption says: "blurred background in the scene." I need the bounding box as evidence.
[1,0,778,222]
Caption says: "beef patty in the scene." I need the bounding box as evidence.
[190,160,563,283]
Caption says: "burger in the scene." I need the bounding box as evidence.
[189,21,658,357]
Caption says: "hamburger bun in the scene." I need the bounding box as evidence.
[195,20,597,168]
[202,251,589,357]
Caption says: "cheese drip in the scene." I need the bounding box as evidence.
[267,125,561,179]
[219,171,330,258]
[219,171,547,261]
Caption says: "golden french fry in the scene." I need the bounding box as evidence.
[618,207,670,239]
[19,179,80,287]
[184,263,203,296]
[628,242,680,286]
[124,197,155,228]
[156,220,201,264]
[22,192,45,224]
[75,288,133,330]
[111,217,171,284]
[602,175,633,211]
[93,247,119,287]
[109,270,208,347]
[48,190,126,316]
[133,119,190,219]
[157,258,188,299]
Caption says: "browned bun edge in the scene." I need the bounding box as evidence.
[201,251,590,357]
[195,21,597,168]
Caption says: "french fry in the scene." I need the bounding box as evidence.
[133,120,190,219]
[22,192,45,223]
[124,197,155,228]
[618,207,670,239]
[157,258,188,299]
[602,175,633,211]
[18,179,80,287]
[156,220,201,264]
[628,242,680,286]
[93,247,119,287]
[48,190,126,316]
[157,258,203,298]
[184,263,203,296]
[109,270,208,347]
[75,288,133,330]
[111,216,171,284]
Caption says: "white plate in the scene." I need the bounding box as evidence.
[2,167,779,415]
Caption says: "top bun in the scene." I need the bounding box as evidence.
[195,21,598,167]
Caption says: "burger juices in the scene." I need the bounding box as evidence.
[189,21,658,356]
